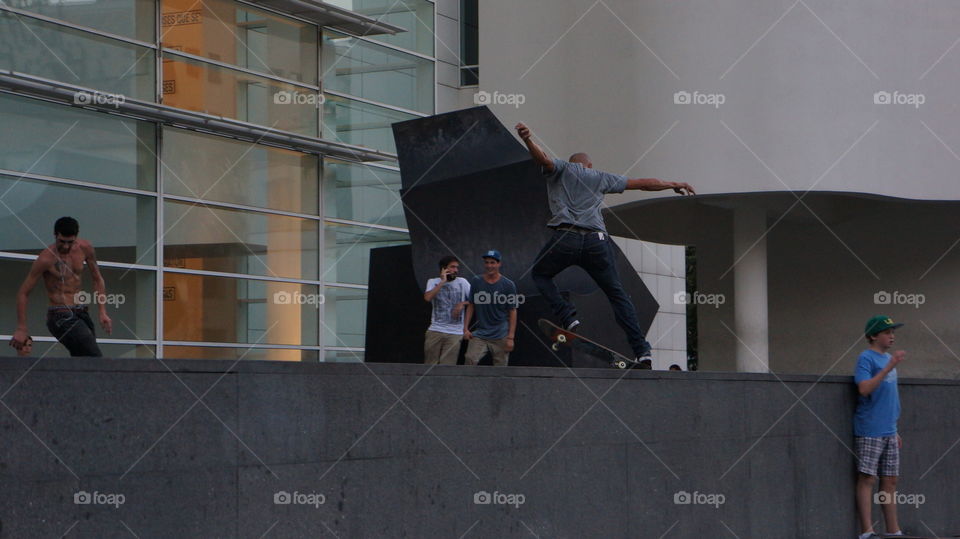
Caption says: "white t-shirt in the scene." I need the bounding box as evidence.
[425,277,470,334]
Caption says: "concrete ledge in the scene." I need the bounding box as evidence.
[1,359,958,537]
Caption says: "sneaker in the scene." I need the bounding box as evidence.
[634,353,653,369]
[858,532,880,539]
[565,320,581,331]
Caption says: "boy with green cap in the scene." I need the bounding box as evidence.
[854,315,906,539]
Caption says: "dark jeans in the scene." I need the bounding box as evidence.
[46,307,102,357]
[532,229,652,357]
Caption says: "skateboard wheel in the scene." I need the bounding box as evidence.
[557,334,567,343]
[615,360,627,369]
[551,343,559,351]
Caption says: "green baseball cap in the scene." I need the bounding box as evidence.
[864,315,904,336]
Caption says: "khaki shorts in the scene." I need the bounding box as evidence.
[424,330,462,365]
[464,336,510,366]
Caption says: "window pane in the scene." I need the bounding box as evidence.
[6,0,155,42]
[323,222,408,285]
[162,0,317,84]
[322,93,416,154]
[460,0,478,66]
[164,201,319,280]
[163,273,319,345]
[161,127,318,214]
[0,175,156,265]
[0,93,156,191]
[323,286,366,348]
[0,341,156,359]
[0,258,156,341]
[0,12,155,101]
[163,345,318,361]
[324,349,363,362]
[322,30,434,114]
[323,160,404,228]
[162,53,319,136]
[460,66,478,86]
[324,0,434,56]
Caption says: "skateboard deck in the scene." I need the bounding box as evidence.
[537,319,640,369]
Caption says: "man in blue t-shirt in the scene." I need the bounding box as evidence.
[854,315,906,539]
[463,250,518,366]
[515,122,695,367]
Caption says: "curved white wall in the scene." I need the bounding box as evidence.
[480,0,960,202]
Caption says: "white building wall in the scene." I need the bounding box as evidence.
[612,236,688,370]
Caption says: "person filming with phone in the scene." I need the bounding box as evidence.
[422,255,470,365]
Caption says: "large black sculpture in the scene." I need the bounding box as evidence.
[365,106,659,367]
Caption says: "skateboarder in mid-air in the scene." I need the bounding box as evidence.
[515,122,695,367]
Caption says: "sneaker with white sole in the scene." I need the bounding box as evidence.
[634,353,653,369]
[565,320,581,331]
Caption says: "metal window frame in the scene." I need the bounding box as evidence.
[0,5,157,49]
[324,89,429,119]
[0,71,397,162]
[161,48,321,91]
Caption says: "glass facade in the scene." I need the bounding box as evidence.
[322,30,434,113]
[0,0,433,361]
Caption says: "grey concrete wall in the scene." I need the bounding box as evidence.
[1,358,958,538]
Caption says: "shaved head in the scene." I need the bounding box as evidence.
[569,153,592,168]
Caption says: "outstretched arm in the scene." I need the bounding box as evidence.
[626,178,696,195]
[515,123,555,174]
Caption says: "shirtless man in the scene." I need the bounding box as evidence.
[9,217,112,357]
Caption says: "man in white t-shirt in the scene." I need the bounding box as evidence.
[423,255,470,364]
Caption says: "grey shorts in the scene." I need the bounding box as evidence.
[855,435,900,477]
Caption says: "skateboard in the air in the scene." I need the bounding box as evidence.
[537,318,642,369]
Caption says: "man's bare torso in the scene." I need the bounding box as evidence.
[41,242,87,306]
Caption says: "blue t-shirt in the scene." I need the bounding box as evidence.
[468,275,518,340]
[853,349,901,437]
[542,158,628,233]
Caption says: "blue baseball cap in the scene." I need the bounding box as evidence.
[482,250,501,261]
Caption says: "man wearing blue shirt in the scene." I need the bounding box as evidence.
[515,122,695,367]
[854,315,906,539]
[463,250,518,366]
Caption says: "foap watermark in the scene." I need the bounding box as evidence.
[74,291,126,308]
[473,90,526,108]
[873,91,925,108]
[74,90,126,108]
[674,490,725,508]
[274,490,326,508]
[473,490,525,508]
[673,90,725,108]
[473,291,525,306]
[273,90,325,108]
[674,291,725,309]
[874,490,925,508]
[273,291,325,307]
[74,490,125,508]
[874,290,925,309]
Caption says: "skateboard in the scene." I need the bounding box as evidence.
[537,318,641,369]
